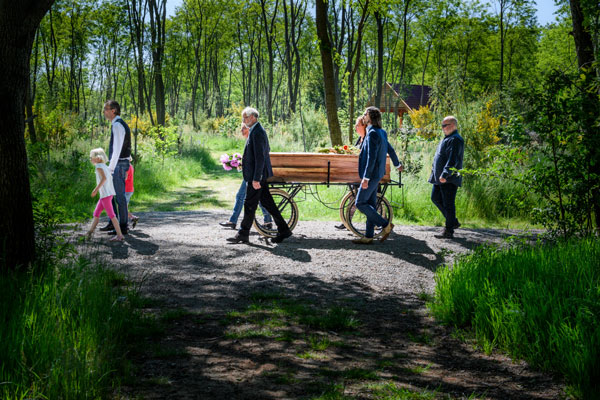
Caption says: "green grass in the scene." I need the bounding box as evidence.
[224,291,361,341]
[430,237,600,398]
[365,382,439,399]
[0,260,148,399]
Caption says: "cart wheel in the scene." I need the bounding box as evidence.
[339,191,357,230]
[253,188,299,238]
[344,193,393,238]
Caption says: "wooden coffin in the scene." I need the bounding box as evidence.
[269,152,391,184]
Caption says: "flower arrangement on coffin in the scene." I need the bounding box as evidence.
[220,153,243,171]
[316,144,360,155]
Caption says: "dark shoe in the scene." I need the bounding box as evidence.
[226,233,249,243]
[264,222,273,230]
[335,223,347,230]
[107,225,128,236]
[439,228,454,239]
[219,221,236,229]
[379,222,394,243]
[271,230,293,243]
[131,216,139,229]
[352,237,373,245]
[99,223,114,232]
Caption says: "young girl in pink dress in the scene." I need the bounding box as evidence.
[86,148,124,241]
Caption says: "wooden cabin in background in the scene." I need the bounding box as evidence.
[367,83,431,127]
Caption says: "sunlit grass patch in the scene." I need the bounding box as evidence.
[400,363,433,375]
[365,381,439,399]
[297,351,329,360]
[308,334,333,351]
[299,306,361,332]
[225,326,278,339]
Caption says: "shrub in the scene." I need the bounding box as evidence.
[408,105,436,140]
[473,99,501,151]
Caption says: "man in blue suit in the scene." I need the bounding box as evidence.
[353,107,395,244]
[227,107,292,244]
[429,115,464,238]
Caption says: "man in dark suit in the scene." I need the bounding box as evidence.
[353,107,395,244]
[429,115,464,238]
[227,107,292,244]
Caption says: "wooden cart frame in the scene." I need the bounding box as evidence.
[252,153,403,239]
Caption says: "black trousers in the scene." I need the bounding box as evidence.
[239,180,289,235]
[431,183,458,231]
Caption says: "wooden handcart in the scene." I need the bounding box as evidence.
[252,152,403,239]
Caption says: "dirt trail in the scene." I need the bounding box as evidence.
[79,210,563,399]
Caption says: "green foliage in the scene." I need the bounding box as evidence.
[465,69,600,236]
[284,108,330,151]
[430,238,600,398]
[28,143,93,222]
[0,192,147,398]
[407,105,436,140]
[148,125,181,165]
[473,99,501,151]
[33,109,85,149]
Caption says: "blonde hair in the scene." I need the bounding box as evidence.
[355,116,366,126]
[90,148,108,163]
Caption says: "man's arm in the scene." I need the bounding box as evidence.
[387,141,402,170]
[252,129,267,182]
[108,121,125,173]
[441,136,463,180]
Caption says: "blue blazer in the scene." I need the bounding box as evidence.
[356,131,401,168]
[358,126,388,181]
[428,130,464,186]
[242,123,273,182]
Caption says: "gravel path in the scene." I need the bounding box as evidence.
[87,210,520,300]
[78,210,563,399]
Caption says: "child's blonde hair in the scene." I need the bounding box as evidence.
[90,148,108,163]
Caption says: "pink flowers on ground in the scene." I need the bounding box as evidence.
[220,153,243,171]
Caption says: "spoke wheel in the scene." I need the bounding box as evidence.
[344,193,392,238]
[339,191,357,230]
[253,188,299,238]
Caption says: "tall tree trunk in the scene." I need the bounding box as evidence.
[316,0,342,146]
[498,0,507,92]
[420,42,431,105]
[568,0,600,232]
[259,0,279,123]
[569,0,595,69]
[282,0,306,116]
[348,0,369,144]
[0,0,55,269]
[149,0,166,126]
[26,29,40,144]
[375,11,384,108]
[399,0,410,87]
[128,0,147,116]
